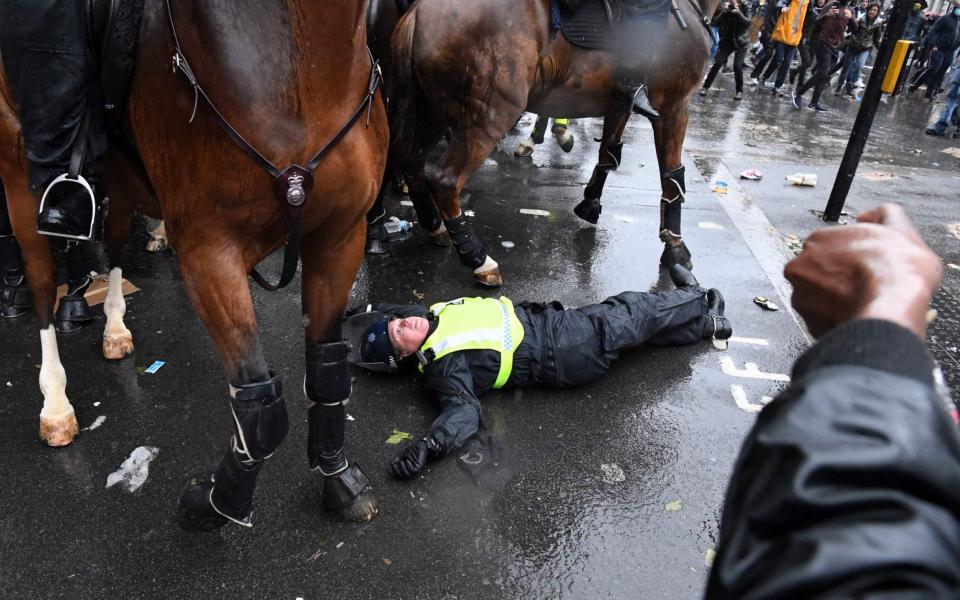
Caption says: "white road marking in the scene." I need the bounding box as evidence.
[728,336,770,346]
[720,356,791,382]
[730,384,774,413]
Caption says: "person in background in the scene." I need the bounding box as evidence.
[926,53,960,137]
[790,0,827,90]
[902,0,928,42]
[834,1,882,96]
[701,0,754,99]
[757,0,814,95]
[707,204,960,597]
[793,0,859,111]
[750,0,786,82]
[909,5,960,100]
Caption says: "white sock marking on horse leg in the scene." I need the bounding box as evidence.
[39,325,72,418]
[103,267,131,339]
[473,255,499,274]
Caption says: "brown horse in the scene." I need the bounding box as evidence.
[0,0,388,529]
[385,0,717,286]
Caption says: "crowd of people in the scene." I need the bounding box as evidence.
[699,0,960,124]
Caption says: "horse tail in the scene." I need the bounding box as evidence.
[387,10,421,160]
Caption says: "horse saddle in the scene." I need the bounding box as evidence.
[86,0,145,113]
[557,0,673,51]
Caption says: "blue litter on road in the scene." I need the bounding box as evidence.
[144,360,165,374]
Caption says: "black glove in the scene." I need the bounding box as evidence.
[389,435,443,480]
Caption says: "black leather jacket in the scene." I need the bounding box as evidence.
[707,319,960,597]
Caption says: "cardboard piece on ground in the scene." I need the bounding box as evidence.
[863,171,895,181]
[941,147,960,159]
[55,274,139,310]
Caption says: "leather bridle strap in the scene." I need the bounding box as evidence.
[164,0,383,291]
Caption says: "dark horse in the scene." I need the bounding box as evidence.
[0,1,388,528]
[381,0,717,286]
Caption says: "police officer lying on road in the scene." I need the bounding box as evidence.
[348,265,731,480]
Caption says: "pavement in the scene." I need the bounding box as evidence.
[1,75,957,599]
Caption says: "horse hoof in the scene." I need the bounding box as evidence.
[473,256,502,287]
[553,128,574,153]
[332,490,379,523]
[365,237,389,255]
[178,474,229,532]
[103,333,135,360]
[430,225,451,247]
[573,198,602,224]
[514,138,535,157]
[39,409,79,447]
[660,241,693,270]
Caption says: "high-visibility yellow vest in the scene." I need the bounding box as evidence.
[419,296,525,389]
[772,0,810,46]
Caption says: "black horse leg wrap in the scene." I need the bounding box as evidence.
[210,448,264,526]
[305,341,352,406]
[584,142,623,201]
[228,372,290,464]
[308,403,347,474]
[64,244,92,293]
[444,213,486,269]
[659,164,686,239]
[530,115,549,144]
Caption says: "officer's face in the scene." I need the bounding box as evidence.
[388,316,430,357]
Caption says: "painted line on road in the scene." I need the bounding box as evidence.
[730,384,774,413]
[720,356,791,382]
[728,336,770,346]
[704,159,811,343]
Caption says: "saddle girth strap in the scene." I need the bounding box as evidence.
[164,0,383,291]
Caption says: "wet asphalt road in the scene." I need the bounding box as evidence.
[1,79,957,599]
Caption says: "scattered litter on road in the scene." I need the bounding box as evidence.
[711,180,728,194]
[948,263,959,271]
[106,446,159,492]
[753,296,779,311]
[308,548,326,561]
[501,241,515,248]
[785,173,817,186]
[665,499,683,512]
[912,148,923,154]
[84,416,107,431]
[93,401,101,407]
[600,463,626,484]
[400,200,414,207]
[519,208,550,217]
[5,381,10,387]
[785,234,803,256]
[739,169,762,180]
[144,360,165,374]
[697,221,724,230]
[948,224,960,239]
[55,274,139,309]
[412,290,425,300]
[386,430,413,444]
[705,548,716,567]
[464,210,475,217]
[346,414,355,421]
[614,215,634,223]
[336,541,345,549]
[863,171,895,181]
[942,147,960,159]
[712,338,728,350]
[383,558,393,566]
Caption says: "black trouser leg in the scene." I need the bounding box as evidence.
[0,0,105,192]
[704,43,735,89]
[773,46,796,89]
[540,287,708,387]
[733,46,747,92]
[794,42,812,88]
[797,40,829,99]
[750,35,773,79]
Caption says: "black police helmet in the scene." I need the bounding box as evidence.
[360,318,398,371]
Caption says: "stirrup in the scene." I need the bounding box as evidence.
[37,174,98,242]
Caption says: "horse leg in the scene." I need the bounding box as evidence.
[515,114,549,157]
[1,184,34,318]
[574,101,632,224]
[176,245,288,532]
[102,196,134,360]
[301,221,377,523]
[3,172,78,445]
[145,220,168,252]
[551,118,574,153]
[428,121,518,287]
[651,101,693,270]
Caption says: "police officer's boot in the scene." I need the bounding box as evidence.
[0,237,32,319]
[38,174,104,241]
[705,288,732,340]
[616,81,660,120]
[55,244,95,333]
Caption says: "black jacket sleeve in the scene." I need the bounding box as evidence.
[707,319,960,599]
[420,352,482,455]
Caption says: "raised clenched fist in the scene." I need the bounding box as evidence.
[785,204,942,339]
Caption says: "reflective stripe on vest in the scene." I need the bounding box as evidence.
[419,296,525,389]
